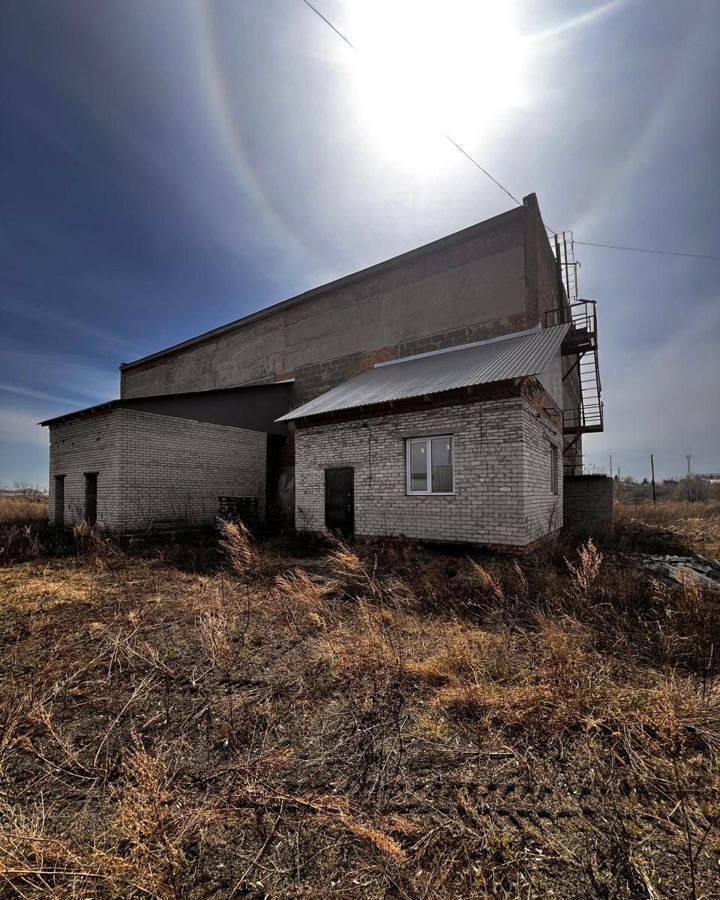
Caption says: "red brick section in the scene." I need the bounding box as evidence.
[369,346,397,365]
[519,377,562,428]
[289,314,541,410]
[278,430,295,468]
[309,529,562,556]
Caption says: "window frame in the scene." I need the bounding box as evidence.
[405,435,455,496]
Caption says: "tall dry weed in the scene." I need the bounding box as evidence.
[469,560,506,602]
[0,525,42,566]
[218,518,259,578]
[329,539,382,599]
[111,738,194,894]
[564,538,603,603]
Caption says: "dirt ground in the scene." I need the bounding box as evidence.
[0,505,719,898]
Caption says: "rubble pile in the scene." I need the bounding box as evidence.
[642,553,720,591]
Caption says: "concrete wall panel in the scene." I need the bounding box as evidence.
[120,205,541,402]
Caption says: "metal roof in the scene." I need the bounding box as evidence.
[277,324,569,422]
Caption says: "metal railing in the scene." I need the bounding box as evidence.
[544,300,604,438]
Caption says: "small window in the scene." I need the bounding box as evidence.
[550,444,559,495]
[406,436,454,495]
[54,475,65,527]
[84,472,98,525]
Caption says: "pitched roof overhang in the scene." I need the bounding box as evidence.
[278,324,569,423]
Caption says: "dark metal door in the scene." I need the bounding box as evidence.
[325,467,354,537]
[84,473,97,526]
[54,476,65,528]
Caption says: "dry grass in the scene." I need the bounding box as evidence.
[615,498,720,558]
[0,509,719,897]
[0,496,47,525]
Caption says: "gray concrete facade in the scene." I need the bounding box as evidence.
[563,475,614,534]
[120,195,566,413]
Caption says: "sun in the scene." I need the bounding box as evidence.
[348,0,529,172]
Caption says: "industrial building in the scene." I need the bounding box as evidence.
[42,194,608,549]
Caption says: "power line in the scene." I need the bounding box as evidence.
[301,0,357,52]
[575,240,720,262]
[300,2,719,262]
[300,0,521,206]
[438,132,520,205]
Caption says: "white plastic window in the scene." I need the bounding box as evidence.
[406,436,454,495]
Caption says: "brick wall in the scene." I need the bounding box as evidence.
[114,410,266,529]
[49,409,266,530]
[522,404,563,539]
[294,397,563,548]
[563,475,614,533]
[49,413,123,529]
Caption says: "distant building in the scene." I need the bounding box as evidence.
[41,194,607,549]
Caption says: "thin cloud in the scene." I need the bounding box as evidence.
[0,408,50,447]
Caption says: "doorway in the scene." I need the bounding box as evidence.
[84,472,98,526]
[324,467,354,537]
[54,475,65,527]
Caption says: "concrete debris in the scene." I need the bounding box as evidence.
[642,553,720,591]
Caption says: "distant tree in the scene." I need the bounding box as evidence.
[675,476,709,503]
[12,482,46,499]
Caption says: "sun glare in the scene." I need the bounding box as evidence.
[349,0,528,171]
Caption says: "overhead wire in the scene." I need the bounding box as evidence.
[300,1,718,262]
[574,240,720,261]
[300,0,521,205]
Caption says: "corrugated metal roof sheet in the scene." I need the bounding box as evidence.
[278,324,569,421]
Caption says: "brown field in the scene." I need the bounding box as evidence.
[0,503,719,898]
[0,496,47,525]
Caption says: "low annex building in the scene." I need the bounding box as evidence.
[41,194,606,547]
[281,325,567,549]
[41,384,290,531]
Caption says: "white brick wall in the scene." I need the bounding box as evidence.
[48,409,266,530]
[522,403,563,540]
[48,413,123,529]
[294,397,562,547]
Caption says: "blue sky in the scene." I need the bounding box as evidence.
[1,0,718,486]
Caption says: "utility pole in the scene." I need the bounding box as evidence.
[686,454,692,477]
[609,453,613,477]
[650,454,656,505]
